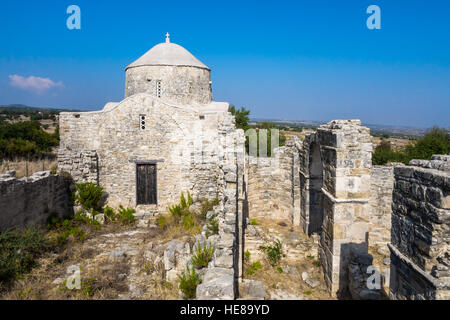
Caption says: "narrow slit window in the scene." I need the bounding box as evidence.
[140,115,146,130]
[156,81,161,98]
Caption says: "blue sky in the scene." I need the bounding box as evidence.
[0,0,449,128]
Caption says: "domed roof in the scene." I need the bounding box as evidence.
[125,34,209,71]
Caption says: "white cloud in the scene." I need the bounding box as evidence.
[9,74,64,94]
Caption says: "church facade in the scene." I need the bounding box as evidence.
[58,34,245,216]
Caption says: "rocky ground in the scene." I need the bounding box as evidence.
[0,220,203,300]
[241,218,334,300]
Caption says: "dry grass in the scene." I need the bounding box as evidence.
[243,217,333,300]
[0,158,57,178]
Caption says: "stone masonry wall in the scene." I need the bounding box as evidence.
[246,146,295,222]
[389,155,450,300]
[125,65,212,105]
[314,120,372,297]
[0,171,73,232]
[58,150,98,183]
[369,165,396,247]
[59,93,233,216]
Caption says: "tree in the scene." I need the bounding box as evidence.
[229,105,250,130]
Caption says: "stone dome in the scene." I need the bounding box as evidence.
[125,39,209,71]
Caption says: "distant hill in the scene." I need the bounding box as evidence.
[250,118,435,138]
[0,104,80,113]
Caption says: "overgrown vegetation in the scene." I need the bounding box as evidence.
[372,127,450,165]
[158,192,219,237]
[0,227,50,285]
[246,260,262,275]
[191,242,215,268]
[229,105,286,157]
[178,266,201,299]
[74,182,104,211]
[260,239,285,267]
[0,121,59,158]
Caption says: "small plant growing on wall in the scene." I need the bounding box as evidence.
[249,218,259,226]
[191,242,215,268]
[259,239,285,267]
[178,266,201,299]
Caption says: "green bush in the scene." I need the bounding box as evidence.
[244,250,251,263]
[246,260,262,275]
[117,205,136,225]
[157,216,167,229]
[0,120,59,158]
[199,198,219,220]
[260,239,285,267]
[75,182,104,211]
[0,227,50,283]
[103,206,115,220]
[249,218,259,226]
[372,127,450,165]
[178,267,201,299]
[205,215,219,238]
[191,242,215,268]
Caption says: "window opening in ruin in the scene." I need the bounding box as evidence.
[140,115,146,130]
[156,80,161,98]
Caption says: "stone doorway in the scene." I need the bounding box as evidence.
[136,163,157,205]
[308,142,324,235]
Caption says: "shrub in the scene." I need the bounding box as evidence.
[178,267,201,299]
[191,242,215,268]
[75,182,104,211]
[205,215,219,238]
[277,266,284,274]
[260,239,284,267]
[246,260,262,275]
[372,127,450,165]
[0,227,50,283]
[244,250,251,263]
[103,206,115,220]
[199,198,219,220]
[117,205,135,225]
[249,218,259,226]
[157,216,167,229]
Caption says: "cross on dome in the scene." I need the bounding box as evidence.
[165,32,170,43]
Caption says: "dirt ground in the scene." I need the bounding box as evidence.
[242,218,335,300]
[0,220,200,300]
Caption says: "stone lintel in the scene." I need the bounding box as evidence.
[321,187,369,204]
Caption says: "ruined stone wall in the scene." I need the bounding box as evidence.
[58,150,98,183]
[298,120,372,296]
[369,165,397,247]
[59,93,233,216]
[0,171,72,232]
[125,65,212,105]
[246,145,295,222]
[389,155,450,300]
[196,126,246,299]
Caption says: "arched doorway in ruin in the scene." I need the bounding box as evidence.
[308,142,324,235]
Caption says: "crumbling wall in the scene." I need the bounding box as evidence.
[0,171,73,232]
[369,165,397,247]
[389,155,450,300]
[246,141,300,222]
[195,124,246,300]
[299,120,372,297]
[58,150,98,183]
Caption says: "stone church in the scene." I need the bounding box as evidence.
[58,34,245,216]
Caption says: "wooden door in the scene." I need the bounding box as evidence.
[136,164,157,205]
